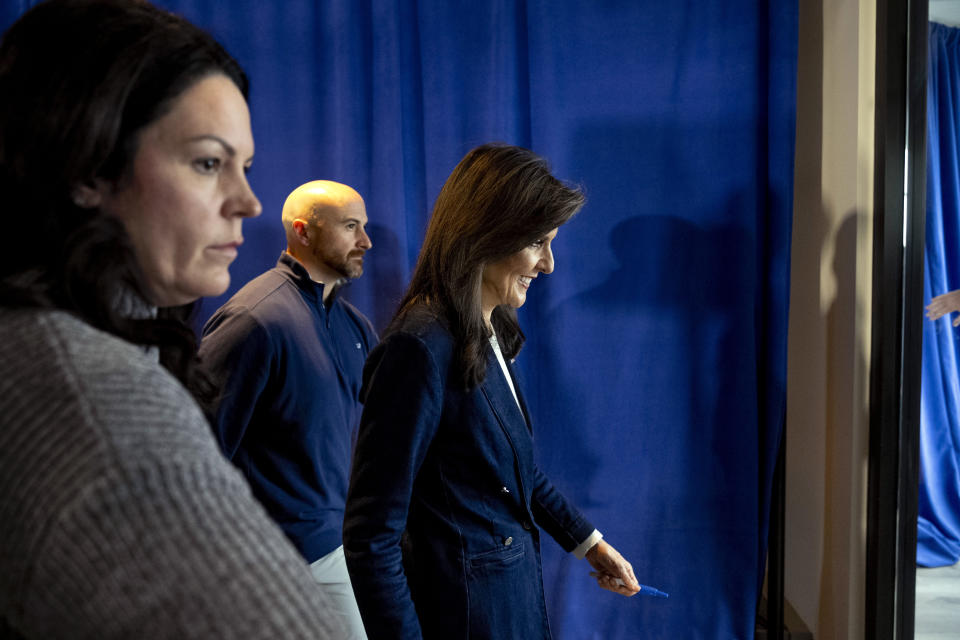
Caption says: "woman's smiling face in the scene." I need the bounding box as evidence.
[480,227,558,320]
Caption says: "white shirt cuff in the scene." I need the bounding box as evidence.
[572,529,603,559]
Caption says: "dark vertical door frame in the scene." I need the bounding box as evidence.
[766,433,786,639]
[867,0,927,638]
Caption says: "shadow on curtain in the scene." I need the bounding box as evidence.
[0,1,798,636]
[920,21,960,568]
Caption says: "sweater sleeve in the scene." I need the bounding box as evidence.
[19,456,341,639]
[0,310,340,639]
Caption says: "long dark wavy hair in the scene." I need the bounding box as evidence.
[393,143,585,388]
[0,0,249,405]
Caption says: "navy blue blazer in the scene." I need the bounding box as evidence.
[343,308,595,640]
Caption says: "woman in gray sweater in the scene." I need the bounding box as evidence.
[0,1,339,638]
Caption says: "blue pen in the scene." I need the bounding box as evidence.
[598,574,670,598]
[615,577,669,598]
[637,583,669,598]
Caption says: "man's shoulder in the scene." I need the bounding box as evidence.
[208,269,307,326]
[225,267,293,309]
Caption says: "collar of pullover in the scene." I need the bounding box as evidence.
[277,252,347,307]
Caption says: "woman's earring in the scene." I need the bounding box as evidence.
[70,185,100,209]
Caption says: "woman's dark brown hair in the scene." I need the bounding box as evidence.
[393,143,585,387]
[0,0,248,405]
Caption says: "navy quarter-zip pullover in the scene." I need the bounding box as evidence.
[201,252,377,562]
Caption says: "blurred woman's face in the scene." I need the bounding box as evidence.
[94,73,261,307]
[480,227,558,320]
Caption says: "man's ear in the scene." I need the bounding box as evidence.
[292,218,312,246]
[70,179,108,209]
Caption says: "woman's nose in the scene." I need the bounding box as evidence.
[539,247,554,274]
[230,174,262,219]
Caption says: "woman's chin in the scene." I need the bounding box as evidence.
[155,276,230,307]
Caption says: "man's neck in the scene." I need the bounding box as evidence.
[284,250,340,303]
[320,280,342,304]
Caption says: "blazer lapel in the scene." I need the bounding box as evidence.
[504,357,533,432]
[480,349,539,523]
[480,349,534,456]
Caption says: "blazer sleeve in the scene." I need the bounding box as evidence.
[199,310,273,459]
[343,332,444,640]
[530,465,597,553]
[508,360,597,552]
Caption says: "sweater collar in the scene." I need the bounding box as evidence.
[114,285,157,320]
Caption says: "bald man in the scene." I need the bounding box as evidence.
[200,181,376,638]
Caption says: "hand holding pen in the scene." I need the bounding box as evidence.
[588,575,669,599]
[584,540,642,596]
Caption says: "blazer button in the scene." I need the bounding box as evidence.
[522,520,532,531]
[500,486,510,494]
[504,536,513,546]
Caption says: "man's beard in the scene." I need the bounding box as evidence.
[318,247,365,280]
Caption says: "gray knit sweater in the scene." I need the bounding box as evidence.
[0,308,339,638]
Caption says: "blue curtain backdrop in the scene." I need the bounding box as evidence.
[0,2,797,637]
[920,22,960,569]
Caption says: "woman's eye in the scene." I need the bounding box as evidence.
[530,239,545,249]
[193,157,221,173]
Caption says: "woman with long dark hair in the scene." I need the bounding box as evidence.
[0,1,338,637]
[344,143,639,639]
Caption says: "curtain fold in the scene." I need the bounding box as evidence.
[919,21,960,569]
[2,1,798,636]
